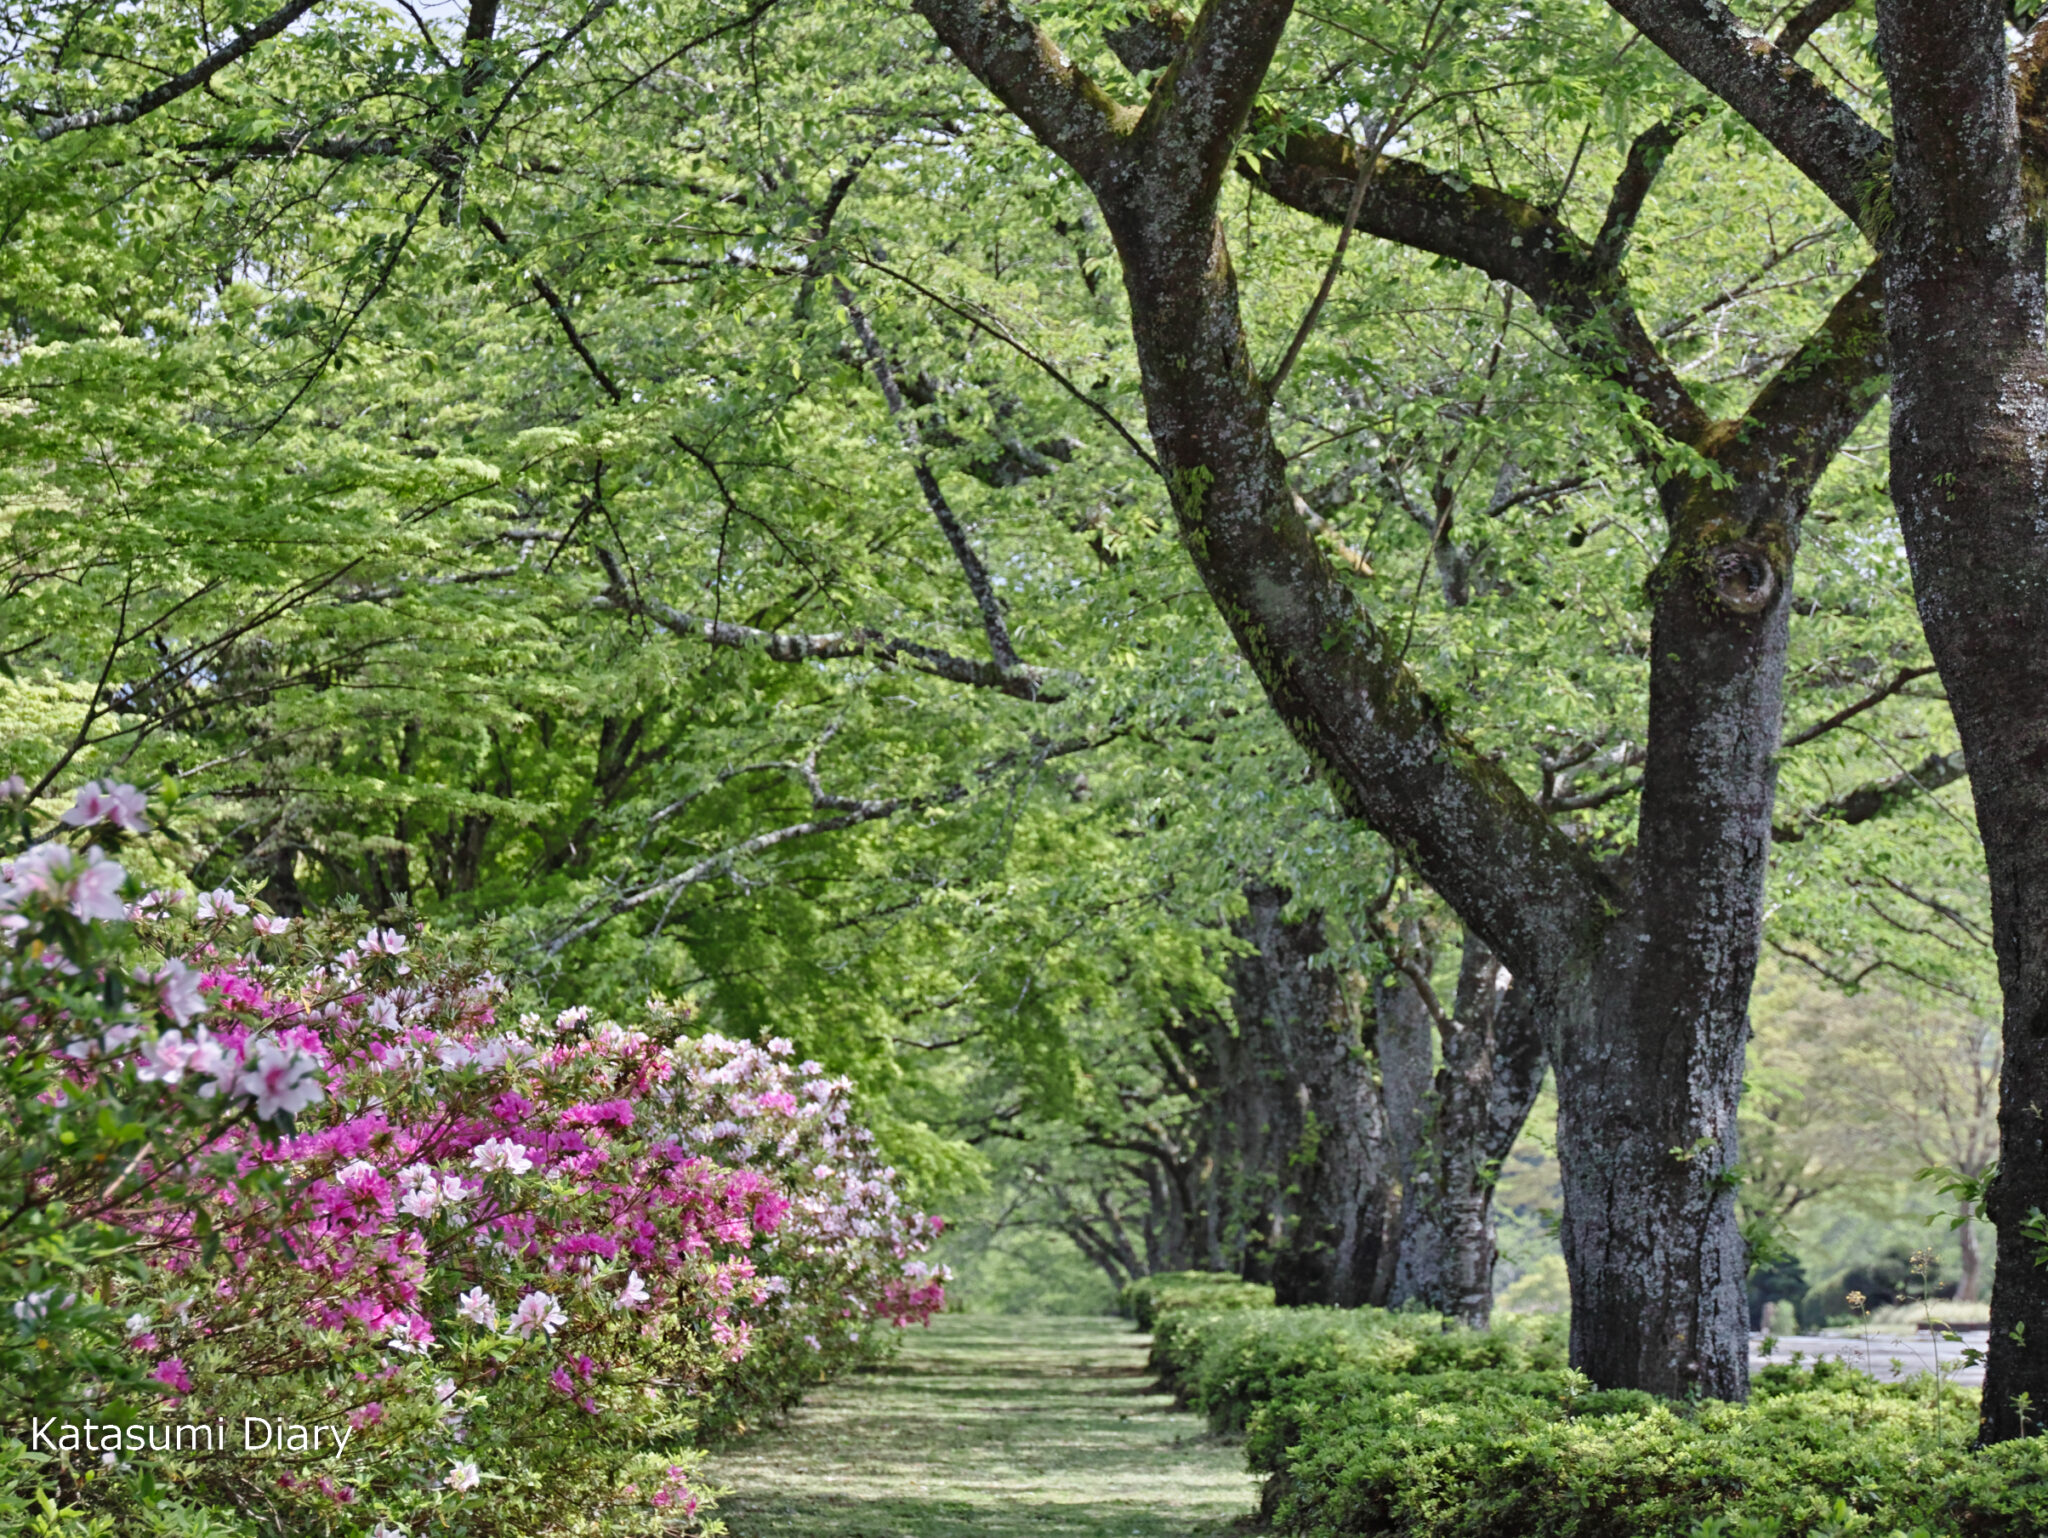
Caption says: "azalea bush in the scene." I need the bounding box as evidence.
[1116,1270,1275,1332]
[0,777,301,1426]
[2,783,945,1537]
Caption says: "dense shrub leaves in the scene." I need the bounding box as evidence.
[1148,1299,2048,1538]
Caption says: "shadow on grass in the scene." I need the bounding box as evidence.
[717,1490,1262,1538]
[705,1314,1261,1538]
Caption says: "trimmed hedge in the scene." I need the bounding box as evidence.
[1152,1306,2048,1538]
[1150,1304,1565,1432]
[1116,1269,1275,1330]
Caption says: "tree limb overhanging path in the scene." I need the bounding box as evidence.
[702,1314,1258,1538]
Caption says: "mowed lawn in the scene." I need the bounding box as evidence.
[702,1314,1262,1538]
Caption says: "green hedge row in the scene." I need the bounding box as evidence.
[1147,1300,2048,1538]
[1115,1269,1274,1330]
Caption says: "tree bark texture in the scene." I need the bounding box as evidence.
[1872,1,2048,1441]
[1388,937,1546,1328]
[1222,884,1400,1305]
[912,0,1882,1396]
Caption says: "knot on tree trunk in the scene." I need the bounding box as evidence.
[1708,541,1778,614]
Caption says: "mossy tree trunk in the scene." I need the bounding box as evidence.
[1388,937,1545,1329]
[1222,883,1400,1307]
[1872,2,2048,1442]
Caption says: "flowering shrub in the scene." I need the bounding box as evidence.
[1,783,945,1537]
[0,780,310,1427]
[652,1023,948,1438]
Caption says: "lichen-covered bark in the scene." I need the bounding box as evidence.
[1872,0,2048,1442]
[1600,0,1887,222]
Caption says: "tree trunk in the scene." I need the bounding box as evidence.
[1389,936,1546,1328]
[1376,923,1436,1195]
[1223,883,1399,1306]
[1959,1203,1983,1305]
[1871,1,2048,1441]
[1544,453,1800,1398]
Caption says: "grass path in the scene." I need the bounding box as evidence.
[701,1314,1261,1538]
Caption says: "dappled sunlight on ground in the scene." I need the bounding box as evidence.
[703,1314,1261,1537]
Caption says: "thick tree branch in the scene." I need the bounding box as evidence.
[1140,0,1297,204]
[1721,260,1887,491]
[910,0,1131,178]
[1106,4,1190,70]
[34,0,325,139]
[1252,120,1885,504]
[1246,124,1711,445]
[1600,0,1888,224]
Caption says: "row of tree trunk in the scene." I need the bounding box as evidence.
[1098,883,1544,1327]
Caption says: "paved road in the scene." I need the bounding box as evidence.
[1752,1331,1987,1386]
[703,1314,1260,1538]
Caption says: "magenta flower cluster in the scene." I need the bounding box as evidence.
[2,782,946,1537]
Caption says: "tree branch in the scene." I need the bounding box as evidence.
[34,0,325,139]
[834,278,1020,669]
[1772,747,1967,841]
[1246,123,1711,445]
[1600,0,1888,224]
[852,252,1162,473]
[1725,261,1887,494]
[909,0,1131,179]
[541,799,913,955]
[1781,661,1938,750]
[477,212,624,402]
[590,552,1070,702]
[1140,0,1298,205]
[1775,0,1856,57]
[1592,107,1709,271]
[914,0,1616,988]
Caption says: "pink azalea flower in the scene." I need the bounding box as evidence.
[196,887,249,921]
[509,1291,566,1339]
[60,780,148,833]
[145,959,207,1028]
[238,1040,325,1120]
[469,1137,533,1175]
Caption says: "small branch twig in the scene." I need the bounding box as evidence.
[833,276,1020,670]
